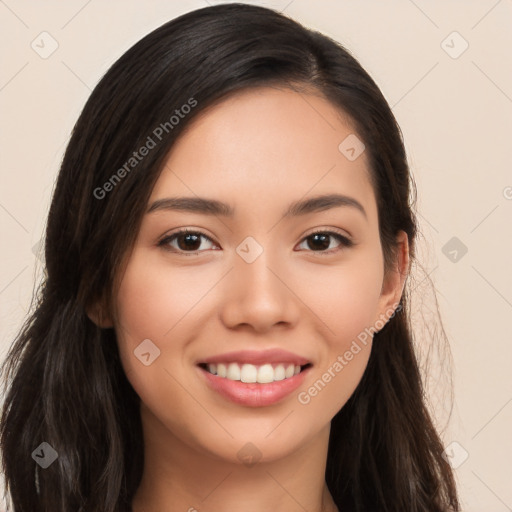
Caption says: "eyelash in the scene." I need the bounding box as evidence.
[157,228,354,256]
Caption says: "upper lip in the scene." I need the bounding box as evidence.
[198,349,311,366]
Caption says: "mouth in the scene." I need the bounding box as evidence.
[196,361,313,407]
[197,362,313,384]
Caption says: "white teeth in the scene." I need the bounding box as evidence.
[257,363,274,383]
[203,362,305,383]
[226,362,241,380]
[241,364,258,383]
[274,364,285,381]
[217,363,226,377]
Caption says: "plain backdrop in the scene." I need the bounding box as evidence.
[0,1,511,510]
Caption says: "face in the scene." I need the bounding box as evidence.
[111,86,406,464]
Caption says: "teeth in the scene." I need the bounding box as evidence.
[216,363,226,377]
[227,362,241,380]
[256,363,274,383]
[241,363,257,383]
[274,364,285,381]
[204,362,303,383]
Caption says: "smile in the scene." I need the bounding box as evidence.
[197,362,313,407]
[198,362,312,383]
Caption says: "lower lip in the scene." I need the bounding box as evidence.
[198,365,311,407]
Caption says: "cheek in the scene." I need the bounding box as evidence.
[297,344,372,424]
[113,253,180,385]
[115,251,211,343]
[292,253,383,416]
[113,253,205,432]
[113,251,220,396]
[296,251,384,343]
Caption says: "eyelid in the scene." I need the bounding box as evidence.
[303,226,353,242]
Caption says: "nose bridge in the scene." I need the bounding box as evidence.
[235,234,285,299]
[219,234,298,331]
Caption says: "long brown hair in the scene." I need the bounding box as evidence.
[0,4,459,511]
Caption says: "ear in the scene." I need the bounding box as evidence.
[374,230,410,325]
[86,300,114,329]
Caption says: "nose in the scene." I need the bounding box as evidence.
[219,253,300,333]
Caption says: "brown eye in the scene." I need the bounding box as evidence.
[297,230,353,254]
[158,229,217,255]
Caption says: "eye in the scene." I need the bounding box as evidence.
[158,229,217,255]
[296,229,353,255]
[158,228,354,256]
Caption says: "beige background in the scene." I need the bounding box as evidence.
[1,1,511,510]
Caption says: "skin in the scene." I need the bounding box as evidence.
[92,86,409,512]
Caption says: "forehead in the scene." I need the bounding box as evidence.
[150,86,376,222]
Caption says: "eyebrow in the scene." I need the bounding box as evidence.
[147,193,367,219]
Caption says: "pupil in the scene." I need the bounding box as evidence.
[309,233,329,251]
[179,233,200,250]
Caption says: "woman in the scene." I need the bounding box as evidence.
[0,3,460,511]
